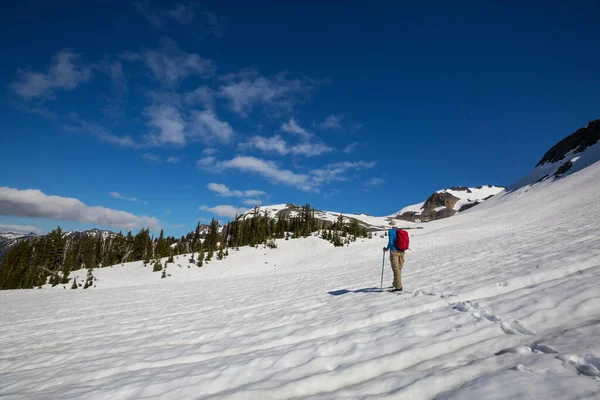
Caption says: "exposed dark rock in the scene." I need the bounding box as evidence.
[554,161,573,176]
[449,186,472,193]
[536,174,549,183]
[536,119,600,167]
[395,192,460,222]
[458,202,480,212]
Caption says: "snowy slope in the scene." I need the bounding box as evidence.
[1,159,600,398]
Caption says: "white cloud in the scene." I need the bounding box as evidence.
[109,192,139,201]
[196,156,216,167]
[281,119,312,138]
[344,142,358,153]
[219,70,316,116]
[217,156,375,191]
[244,189,267,197]
[10,50,92,100]
[242,134,332,157]
[0,224,44,234]
[219,156,311,190]
[199,205,247,219]
[311,161,376,185]
[242,199,262,206]
[124,38,215,86]
[290,142,333,157]
[207,183,267,198]
[190,110,234,143]
[319,114,343,131]
[366,177,385,186]
[144,105,186,146]
[184,86,214,110]
[242,135,288,155]
[0,187,160,231]
[166,156,180,163]
[203,148,218,155]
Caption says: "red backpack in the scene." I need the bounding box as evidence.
[394,229,409,251]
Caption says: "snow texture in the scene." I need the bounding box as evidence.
[1,161,600,398]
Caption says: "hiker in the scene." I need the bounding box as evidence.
[383,219,408,292]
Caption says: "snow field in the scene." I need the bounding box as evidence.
[1,162,600,398]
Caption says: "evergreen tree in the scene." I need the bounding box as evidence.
[197,244,204,267]
[71,278,78,289]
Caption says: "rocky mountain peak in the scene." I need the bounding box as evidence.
[536,119,600,167]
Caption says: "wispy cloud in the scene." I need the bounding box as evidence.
[10,49,92,100]
[203,147,218,155]
[144,104,186,146]
[242,128,332,157]
[135,2,225,36]
[11,102,58,119]
[311,161,376,185]
[217,156,376,191]
[242,199,263,206]
[241,135,288,155]
[184,86,214,110]
[207,183,267,198]
[344,142,359,153]
[0,187,160,230]
[123,37,215,86]
[319,114,343,131]
[218,156,311,190]
[109,192,139,201]
[62,119,139,148]
[141,153,162,162]
[196,156,216,167]
[199,204,246,219]
[166,156,180,163]
[190,110,234,143]
[219,70,317,117]
[0,223,44,234]
[365,177,385,186]
[281,118,312,138]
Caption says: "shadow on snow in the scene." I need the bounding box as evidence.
[328,287,383,296]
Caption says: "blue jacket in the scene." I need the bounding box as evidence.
[386,228,399,251]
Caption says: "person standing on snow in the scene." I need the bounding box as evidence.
[383,219,406,292]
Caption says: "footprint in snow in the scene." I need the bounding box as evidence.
[559,354,600,377]
[500,320,536,336]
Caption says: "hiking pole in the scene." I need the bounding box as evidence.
[380,251,385,292]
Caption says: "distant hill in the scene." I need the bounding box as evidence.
[390,185,505,222]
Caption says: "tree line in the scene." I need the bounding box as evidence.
[0,204,370,290]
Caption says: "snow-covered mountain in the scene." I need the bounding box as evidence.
[0,232,38,258]
[1,120,600,398]
[391,185,505,222]
[240,203,413,230]
[508,118,600,191]
[241,186,505,229]
[0,232,36,243]
[63,228,116,240]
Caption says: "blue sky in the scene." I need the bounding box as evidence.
[1,0,599,237]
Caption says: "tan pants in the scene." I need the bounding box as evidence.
[389,250,405,289]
